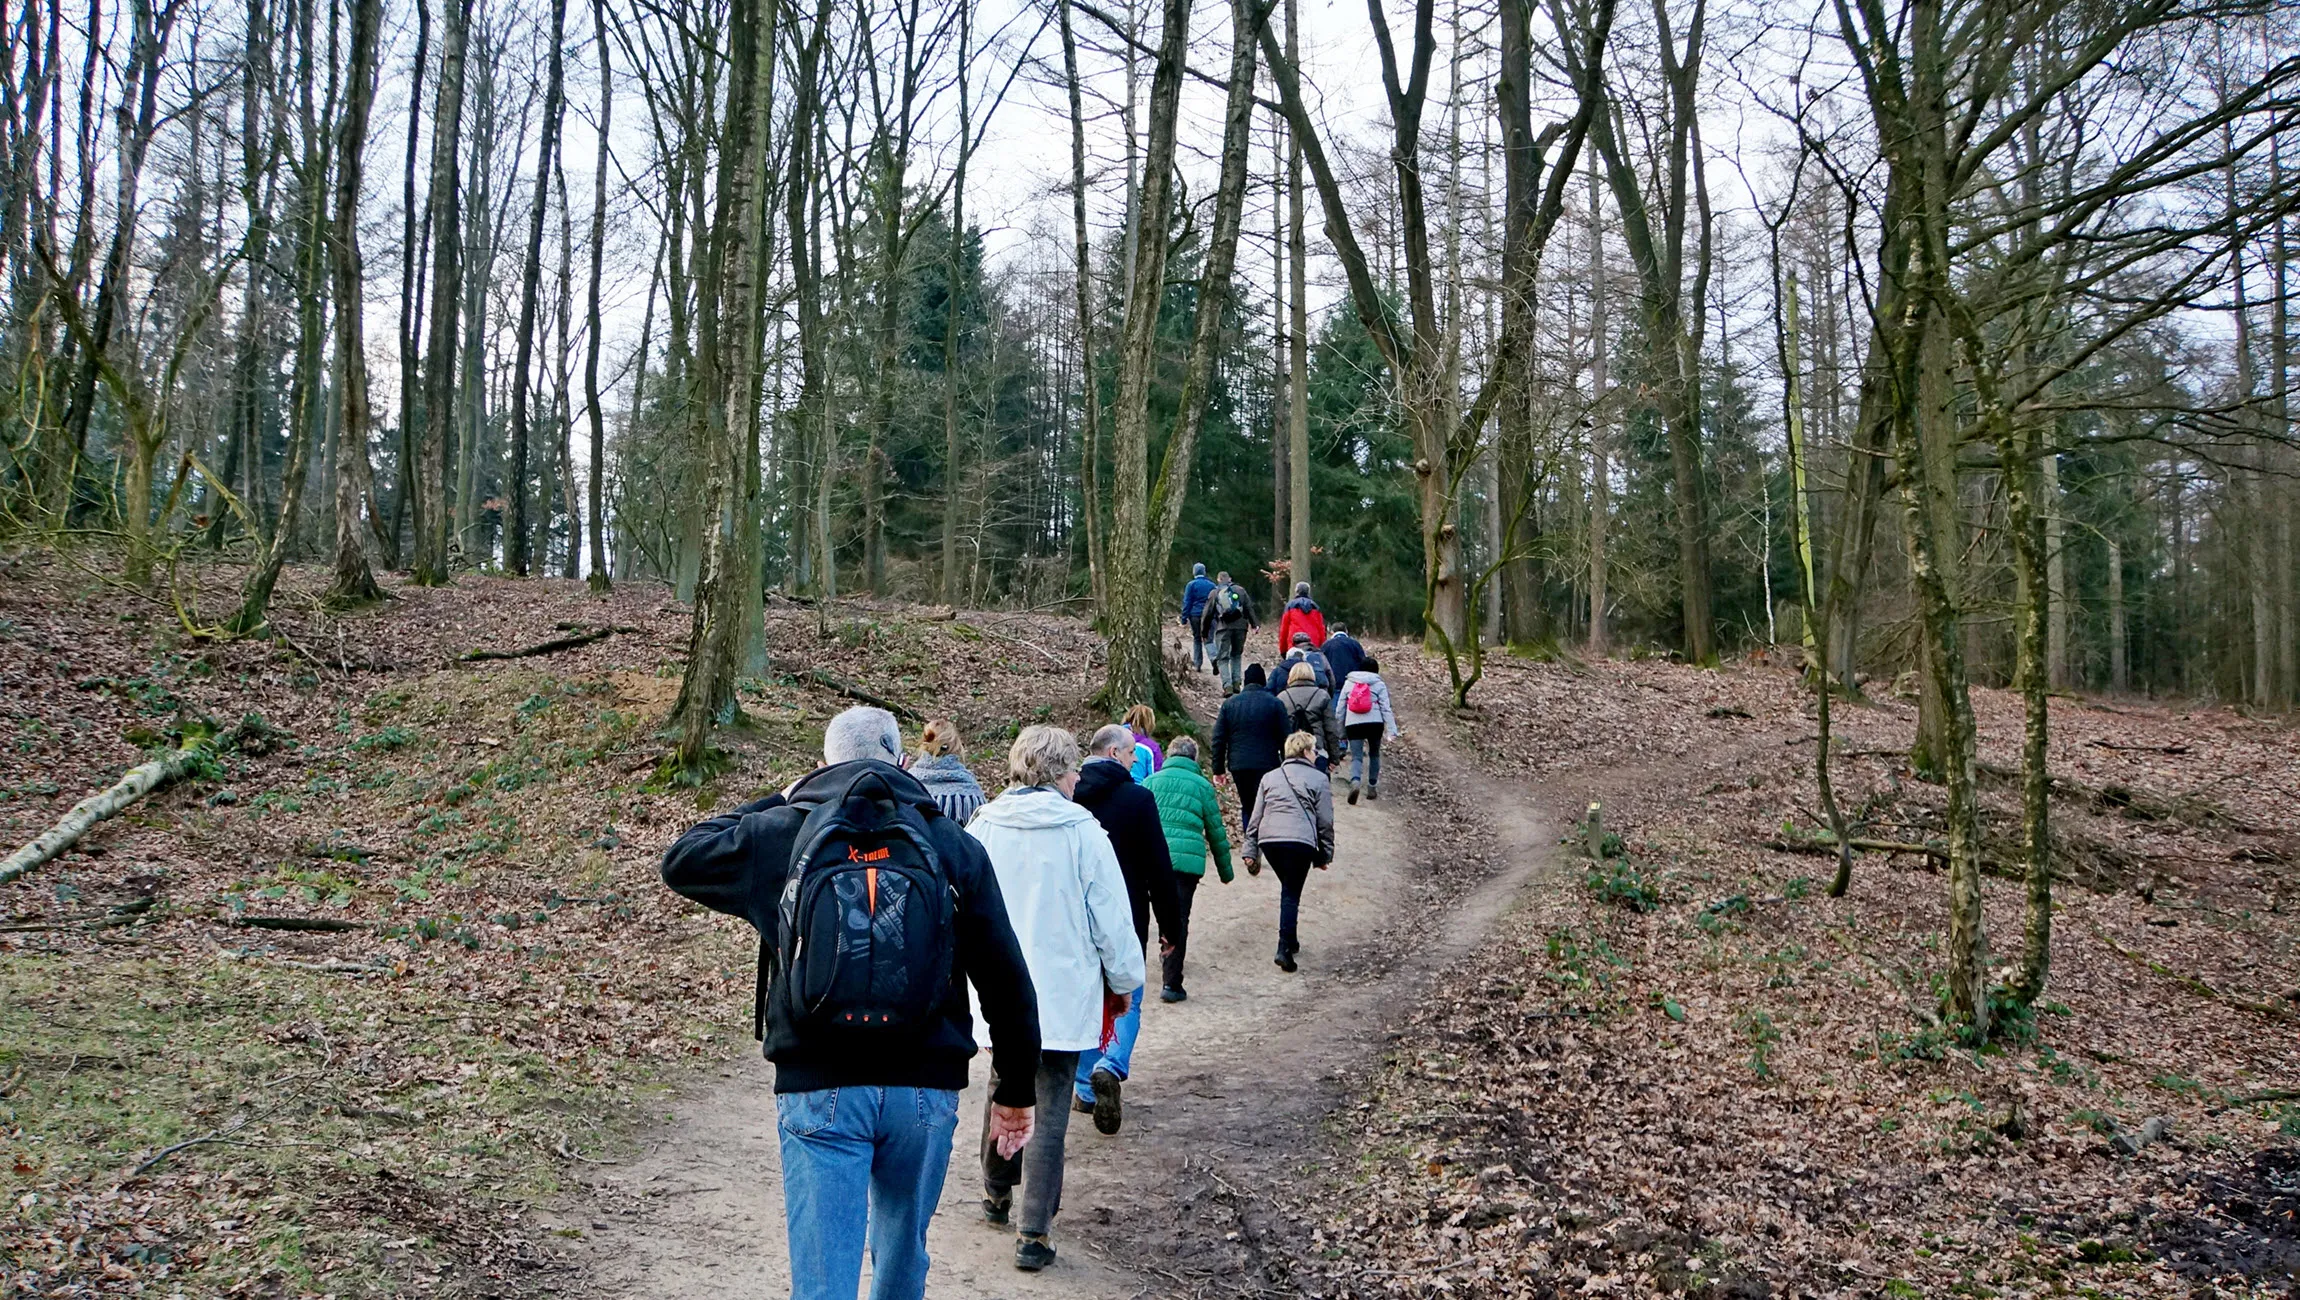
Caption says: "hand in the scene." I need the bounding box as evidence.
[1316,860,1331,871]
[1213,773,1229,787]
[988,1104,1035,1160]
[1104,989,1132,1020]
[1158,937,1176,957]
[1245,857,1261,877]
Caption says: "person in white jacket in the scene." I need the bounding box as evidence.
[965,725,1145,1272]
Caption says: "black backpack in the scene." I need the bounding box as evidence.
[1286,692,1323,740]
[758,766,956,1041]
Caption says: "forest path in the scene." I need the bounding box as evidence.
[562,649,1563,1298]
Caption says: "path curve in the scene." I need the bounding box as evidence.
[563,654,1561,1297]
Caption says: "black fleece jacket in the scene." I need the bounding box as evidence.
[659,760,1042,1108]
[1210,682,1288,775]
[1070,758,1183,949]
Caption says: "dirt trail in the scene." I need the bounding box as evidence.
[567,664,1562,1297]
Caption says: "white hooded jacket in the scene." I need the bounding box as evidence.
[966,785,1146,1051]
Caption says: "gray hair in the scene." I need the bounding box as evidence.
[1168,735,1199,762]
[1087,723,1136,759]
[823,706,904,765]
[1008,725,1080,787]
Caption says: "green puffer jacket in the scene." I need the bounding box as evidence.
[1142,754,1234,883]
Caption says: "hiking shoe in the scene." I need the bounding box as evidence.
[1090,1068,1123,1135]
[983,1196,1011,1226]
[1274,947,1298,973]
[1071,1095,1094,1115]
[1366,785,1379,801]
[1016,1235,1056,1271]
[1160,986,1187,1003]
[1347,782,1360,806]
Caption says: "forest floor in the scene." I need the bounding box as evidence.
[1,545,2295,1298]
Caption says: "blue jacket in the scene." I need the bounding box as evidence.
[1322,632,1365,684]
[1181,575,1216,620]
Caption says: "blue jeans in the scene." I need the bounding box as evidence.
[775,1086,961,1300]
[1073,984,1143,1101]
[1346,726,1384,788]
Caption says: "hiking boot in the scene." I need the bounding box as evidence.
[1015,1235,1056,1271]
[1089,1068,1123,1135]
[1160,985,1187,1003]
[1274,946,1298,973]
[1346,781,1360,806]
[1366,784,1379,801]
[1071,1095,1094,1116]
[983,1195,1011,1226]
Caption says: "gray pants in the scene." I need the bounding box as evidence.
[1214,626,1248,693]
[981,1049,1079,1237]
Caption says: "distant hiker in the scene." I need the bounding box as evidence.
[1276,582,1327,657]
[1339,653,1401,804]
[1199,570,1258,695]
[1180,563,1216,673]
[1276,661,1345,773]
[1142,735,1233,1002]
[1123,703,1165,780]
[1067,725,1184,1136]
[1210,662,1288,827]
[1279,630,1334,692]
[1321,621,1366,686]
[965,726,1142,1272]
[659,706,1042,1300]
[913,718,987,825]
[1242,731,1336,973]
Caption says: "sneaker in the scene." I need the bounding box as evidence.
[1274,947,1298,973]
[1089,1068,1123,1135]
[1347,782,1360,806]
[983,1196,1011,1226]
[1160,986,1187,1003]
[1015,1235,1056,1271]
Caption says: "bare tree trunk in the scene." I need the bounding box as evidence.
[938,0,971,605]
[2108,538,2127,692]
[1284,0,1308,593]
[506,0,568,576]
[1059,0,1105,611]
[411,0,469,586]
[1586,148,1609,656]
[1102,0,1192,713]
[1496,0,1541,645]
[584,0,612,593]
[326,0,384,604]
[389,0,428,567]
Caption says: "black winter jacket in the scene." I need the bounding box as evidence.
[1069,758,1183,949]
[660,760,1042,1108]
[1210,681,1289,775]
[1321,632,1366,684]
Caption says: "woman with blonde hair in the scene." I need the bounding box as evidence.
[1122,703,1164,780]
[912,719,987,825]
[965,727,1143,1270]
[1242,730,1335,972]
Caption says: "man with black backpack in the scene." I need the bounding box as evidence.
[661,706,1042,1300]
[1197,570,1258,695]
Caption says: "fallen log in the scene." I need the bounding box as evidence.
[1,731,220,887]
[1764,835,2028,883]
[2086,923,2296,1022]
[802,669,923,722]
[459,624,623,661]
[233,915,371,933]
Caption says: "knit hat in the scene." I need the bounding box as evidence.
[1244,663,1267,688]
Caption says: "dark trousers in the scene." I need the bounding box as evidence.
[1188,620,1208,668]
[1234,766,1271,829]
[981,1049,1079,1238]
[1161,873,1200,991]
[1264,841,1317,955]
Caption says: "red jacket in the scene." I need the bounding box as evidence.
[1276,601,1327,656]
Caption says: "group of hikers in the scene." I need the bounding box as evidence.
[658,570,1400,1298]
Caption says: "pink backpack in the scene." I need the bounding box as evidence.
[1346,679,1374,716]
